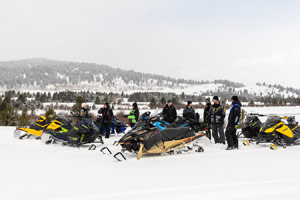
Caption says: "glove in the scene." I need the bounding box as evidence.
[235,125,239,129]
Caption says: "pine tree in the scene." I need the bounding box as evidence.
[94,96,101,104]
[0,104,18,126]
[18,108,31,127]
[160,97,166,106]
[171,97,179,105]
[149,98,157,109]
[71,96,86,115]
[45,108,56,123]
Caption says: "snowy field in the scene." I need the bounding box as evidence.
[1,122,300,200]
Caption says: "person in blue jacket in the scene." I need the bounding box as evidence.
[225,96,241,150]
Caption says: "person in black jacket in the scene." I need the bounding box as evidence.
[183,101,196,120]
[203,97,212,139]
[225,96,241,150]
[98,102,114,138]
[209,96,226,144]
[162,99,177,124]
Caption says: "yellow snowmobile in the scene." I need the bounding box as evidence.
[254,115,300,149]
[113,112,206,161]
[14,116,72,139]
[14,115,49,139]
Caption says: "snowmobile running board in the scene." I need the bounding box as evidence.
[100,147,112,154]
[114,152,126,161]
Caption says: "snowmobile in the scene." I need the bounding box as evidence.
[257,115,300,149]
[94,115,127,136]
[113,111,206,161]
[238,113,265,139]
[14,115,70,139]
[172,116,207,133]
[138,111,207,132]
[244,115,300,149]
[42,116,103,147]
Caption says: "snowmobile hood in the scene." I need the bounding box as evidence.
[260,116,293,138]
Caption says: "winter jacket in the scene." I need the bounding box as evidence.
[209,104,226,125]
[228,101,241,125]
[183,106,196,120]
[128,108,139,124]
[98,107,114,124]
[162,104,177,124]
[80,108,89,118]
[203,103,211,124]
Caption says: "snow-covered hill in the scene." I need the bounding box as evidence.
[0,58,299,98]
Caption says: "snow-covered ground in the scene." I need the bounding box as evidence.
[1,120,300,200]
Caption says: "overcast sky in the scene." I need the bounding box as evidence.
[1,0,300,87]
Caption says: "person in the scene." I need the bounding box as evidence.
[225,96,241,150]
[162,99,177,124]
[203,97,212,139]
[80,102,89,118]
[98,102,114,138]
[128,102,140,128]
[209,96,226,144]
[183,101,196,120]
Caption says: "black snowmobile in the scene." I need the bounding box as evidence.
[238,113,265,139]
[42,116,103,147]
[172,116,207,133]
[113,111,206,161]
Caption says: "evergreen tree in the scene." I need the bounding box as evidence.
[0,104,18,126]
[94,96,101,104]
[160,97,166,106]
[17,93,27,104]
[18,108,31,127]
[171,97,179,105]
[45,108,56,123]
[71,96,86,115]
[149,98,157,109]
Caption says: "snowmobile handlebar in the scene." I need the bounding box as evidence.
[249,113,267,117]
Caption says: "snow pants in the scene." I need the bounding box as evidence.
[211,124,225,144]
[225,124,238,148]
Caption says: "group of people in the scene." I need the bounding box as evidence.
[80,102,140,139]
[79,95,241,150]
[204,96,241,150]
[162,96,241,150]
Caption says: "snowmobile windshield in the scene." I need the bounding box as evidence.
[150,108,159,118]
[263,116,282,129]
[132,120,147,132]
[243,116,254,128]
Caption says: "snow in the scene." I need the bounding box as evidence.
[1,119,300,200]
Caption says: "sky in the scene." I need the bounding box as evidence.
[1,0,300,87]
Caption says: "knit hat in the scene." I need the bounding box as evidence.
[213,96,219,101]
[105,102,109,107]
[187,101,192,105]
[133,102,137,108]
[167,99,172,103]
[231,96,238,101]
[205,97,210,102]
[81,102,87,108]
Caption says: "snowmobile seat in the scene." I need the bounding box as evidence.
[161,127,194,142]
